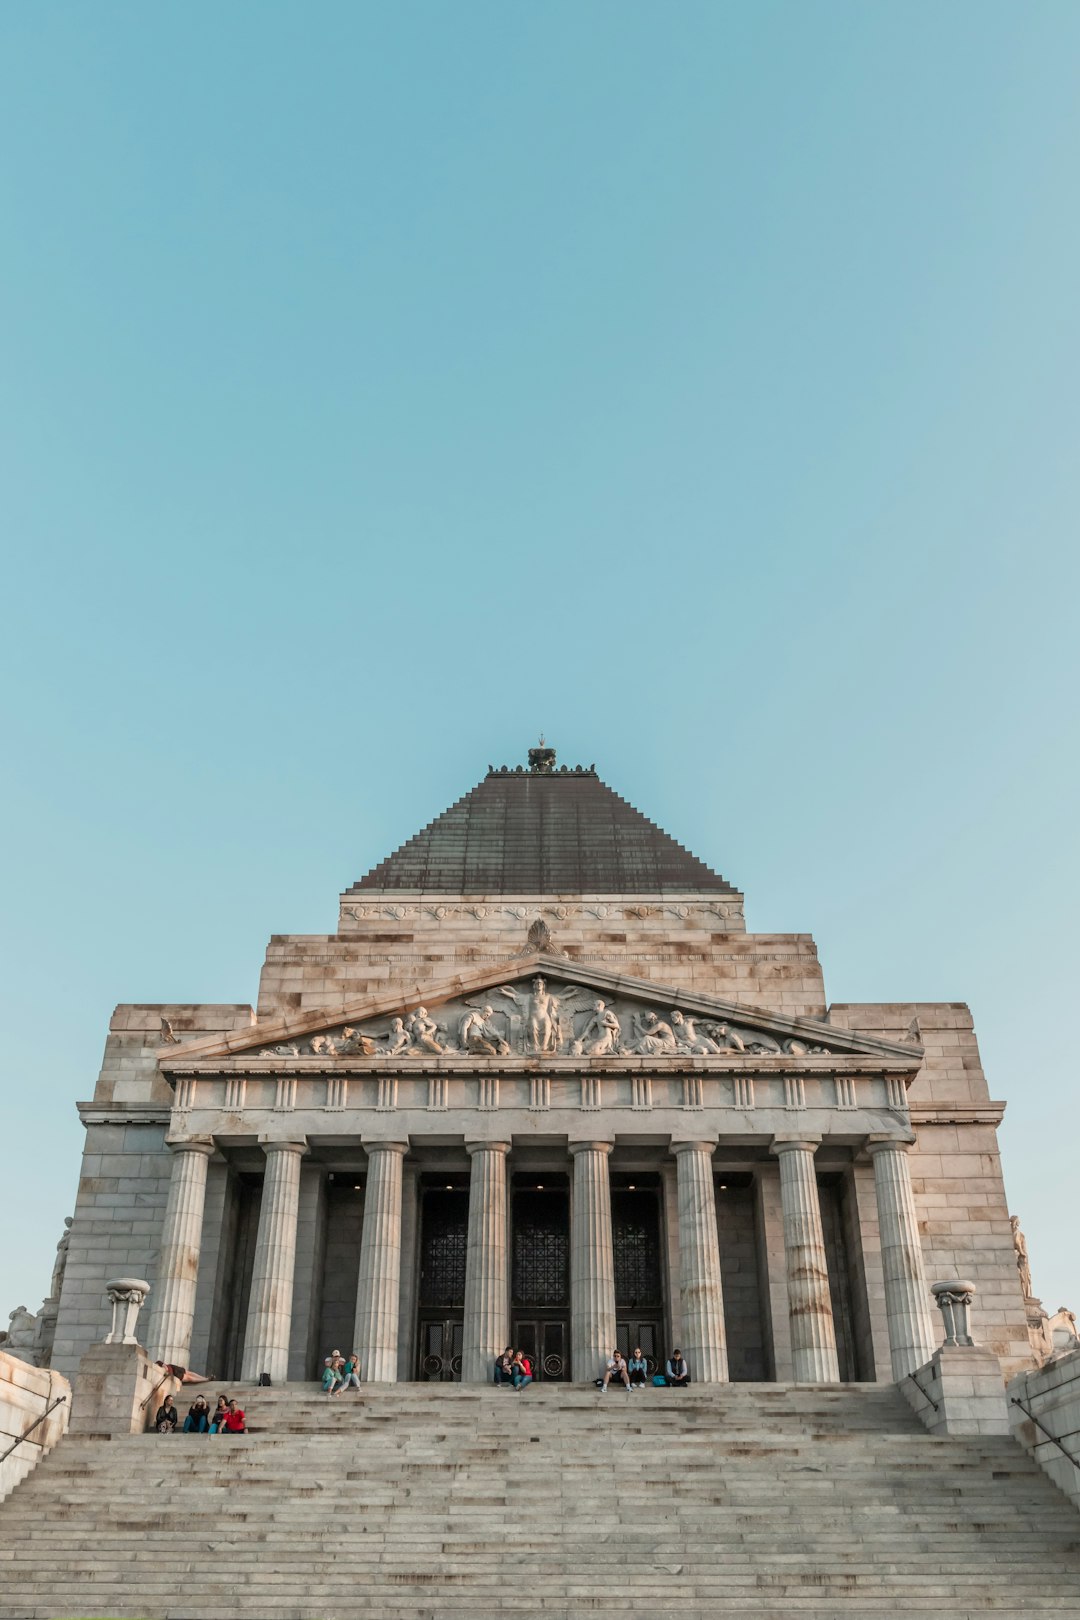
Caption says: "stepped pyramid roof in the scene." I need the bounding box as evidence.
[348,744,738,895]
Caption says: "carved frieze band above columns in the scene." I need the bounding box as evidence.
[769,1137,840,1384]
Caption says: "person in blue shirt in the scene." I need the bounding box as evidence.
[627,1347,649,1389]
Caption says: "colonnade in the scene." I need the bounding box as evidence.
[145,1132,936,1384]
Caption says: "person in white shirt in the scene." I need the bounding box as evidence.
[600,1348,631,1392]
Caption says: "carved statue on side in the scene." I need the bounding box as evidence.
[1011,1215,1034,1299]
[49,1216,74,1301]
[1,1305,41,1364]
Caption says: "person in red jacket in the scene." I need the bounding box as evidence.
[221,1399,246,1433]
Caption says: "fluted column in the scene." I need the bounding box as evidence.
[867,1137,936,1379]
[146,1137,215,1364]
[353,1142,408,1382]
[673,1142,729,1382]
[770,1137,840,1383]
[240,1139,308,1382]
[462,1142,511,1383]
[570,1141,616,1380]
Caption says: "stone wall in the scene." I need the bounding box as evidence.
[256,897,827,1020]
[1009,1348,1080,1512]
[0,1352,70,1502]
[830,1000,1029,1375]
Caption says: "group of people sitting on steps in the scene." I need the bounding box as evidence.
[491,1345,691,1390]
[493,1347,535,1388]
[599,1348,690,1391]
[154,1394,246,1433]
[322,1349,363,1394]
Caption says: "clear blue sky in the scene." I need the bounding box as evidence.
[2,4,1078,1322]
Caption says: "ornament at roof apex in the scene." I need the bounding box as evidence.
[528,738,557,774]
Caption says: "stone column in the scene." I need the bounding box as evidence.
[770,1137,840,1383]
[867,1137,937,1379]
[672,1142,729,1382]
[145,1137,215,1365]
[570,1141,616,1381]
[240,1139,308,1382]
[352,1143,408,1383]
[462,1142,511,1384]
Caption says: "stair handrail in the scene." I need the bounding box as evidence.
[903,1366,939,1413]
[1010,1394,1080,1473]
[140,1369,175,1413]
[0,1394,68,1469]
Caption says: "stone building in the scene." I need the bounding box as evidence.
[49,746,1032,1386]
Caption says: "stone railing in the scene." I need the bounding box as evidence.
[0,1351,71,1503]
[1008,1346,1080,1512]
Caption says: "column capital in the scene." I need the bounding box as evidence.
[569,1140,613,1157]
[363,1140,409,1158]
[671,1140,718,1157]
[165,1135,215,1157]
[465,1140,511,1158]
[770,1136,822,1157]
[257,1136,309,1157]
[865,1133,916,1156]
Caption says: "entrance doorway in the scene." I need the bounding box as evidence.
[612,1177,665,1375]
[415,1180,468,1381]
[511,1176,570,1380]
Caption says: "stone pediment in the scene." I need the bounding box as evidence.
[158,955,921,1068]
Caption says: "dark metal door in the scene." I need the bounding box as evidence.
[612,1182,664,1374]
[415,1185,468,1382]
[511,1182,570,1381]
[417,1316,463,1381]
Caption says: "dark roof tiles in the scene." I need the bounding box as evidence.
[349,766,737,895]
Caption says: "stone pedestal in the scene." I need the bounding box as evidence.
[145,1138,215,1365]
[462,1142,510,1384]
[570,1142,616,1381]
[901,1344,1009,1436]
[672,1142,728,1382]
[771,1138,840,1383]
[353,1143,408,1382]
[240,1140,307,1382]
[69,1342,180,1437]
[867,1138,936,1380]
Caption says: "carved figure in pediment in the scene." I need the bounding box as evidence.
[337,1026,377,1057]
[573,999,621,1057]
[273,1042,300,1058]
[408,1008,445,1055]
[705,1022,746,1053]
[381,1018,410,1057]
[310,1034,337,1057]
[459,1004,511,1056]
[744,1032,781,1054]
[670,1010,722,1055]
[629,1010,678,1055]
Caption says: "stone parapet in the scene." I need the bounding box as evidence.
[900,1344,1010,1436]
[0,1352,70,1502]
[1008,1346,1080,1512]
[69,1342,180,1437]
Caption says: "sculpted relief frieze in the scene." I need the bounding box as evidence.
[253,975,832,1062]
[340,900,745,926]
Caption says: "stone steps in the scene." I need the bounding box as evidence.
[1,1382,1079,1618]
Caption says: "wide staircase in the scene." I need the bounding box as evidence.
[1,1381,1078,1620]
